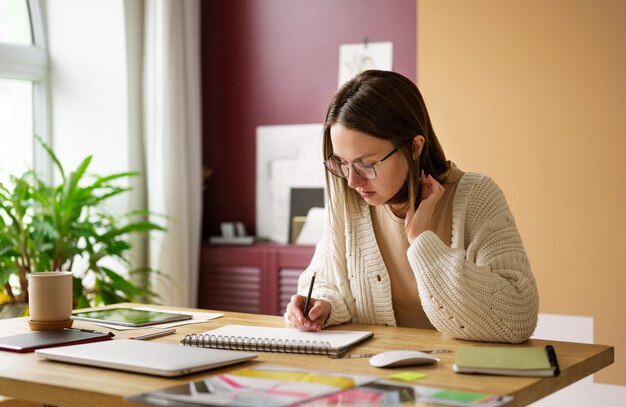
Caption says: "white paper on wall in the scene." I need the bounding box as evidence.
[256,124,325,243]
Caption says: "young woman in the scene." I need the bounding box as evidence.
[284,70,538,343]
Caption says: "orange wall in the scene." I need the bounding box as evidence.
[417,0,625,385]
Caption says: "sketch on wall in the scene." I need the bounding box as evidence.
[256,124,325,244]
[338,40,393,88]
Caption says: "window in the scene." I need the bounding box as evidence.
[0,0,32,45]
[0,0,48,183]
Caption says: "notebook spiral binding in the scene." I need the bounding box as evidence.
[181,333,333,355]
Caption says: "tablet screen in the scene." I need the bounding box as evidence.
[71,308,192,327]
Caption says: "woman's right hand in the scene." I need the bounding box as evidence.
[284,295,331,331]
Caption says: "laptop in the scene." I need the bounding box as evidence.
[36,339,257,377]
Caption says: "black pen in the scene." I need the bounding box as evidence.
[65,328,115,337]
[303,272,316,319]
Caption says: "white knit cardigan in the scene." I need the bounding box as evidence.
[290,172,539,343]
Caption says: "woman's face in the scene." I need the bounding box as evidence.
[329,123,407,207]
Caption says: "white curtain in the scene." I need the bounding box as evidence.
[141,0,202,307]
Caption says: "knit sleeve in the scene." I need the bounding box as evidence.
[408,176,539,343]
[284,204,353,327]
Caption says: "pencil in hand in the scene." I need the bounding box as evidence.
[303,272,316,319]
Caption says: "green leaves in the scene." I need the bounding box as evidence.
[0,136,165,306]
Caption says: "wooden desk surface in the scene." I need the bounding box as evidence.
[0,304,614,407]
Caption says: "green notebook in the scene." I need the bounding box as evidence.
[453,345,560,377]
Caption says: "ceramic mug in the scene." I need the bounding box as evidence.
[28,271,73,326]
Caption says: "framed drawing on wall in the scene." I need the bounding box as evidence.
[288,187,324,244]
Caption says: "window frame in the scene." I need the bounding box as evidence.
[0,0,50,179]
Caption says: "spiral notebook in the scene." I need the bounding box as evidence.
[181,324,373,357]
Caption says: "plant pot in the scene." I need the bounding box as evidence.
[0,302,28,319]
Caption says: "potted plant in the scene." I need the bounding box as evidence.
[0,138,165,318]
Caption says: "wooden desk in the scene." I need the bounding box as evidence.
[0,304,614,407]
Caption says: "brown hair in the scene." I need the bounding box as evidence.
[323,70,449,218]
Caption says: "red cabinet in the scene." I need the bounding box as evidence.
[198,243,315,315]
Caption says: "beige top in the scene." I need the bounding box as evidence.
[371,166,464,328]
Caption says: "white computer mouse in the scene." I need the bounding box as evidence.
[369,350,440,368]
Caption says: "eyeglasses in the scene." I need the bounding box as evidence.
[323,148,398,180]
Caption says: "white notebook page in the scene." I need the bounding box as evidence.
[201,324,372,350]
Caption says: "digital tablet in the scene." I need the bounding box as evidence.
[71,308,193,327]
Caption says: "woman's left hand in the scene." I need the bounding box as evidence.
[405,172,445,243]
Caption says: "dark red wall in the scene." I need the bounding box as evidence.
[201,0,417,238]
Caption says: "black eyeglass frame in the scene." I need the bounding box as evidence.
[323,148,399,180]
